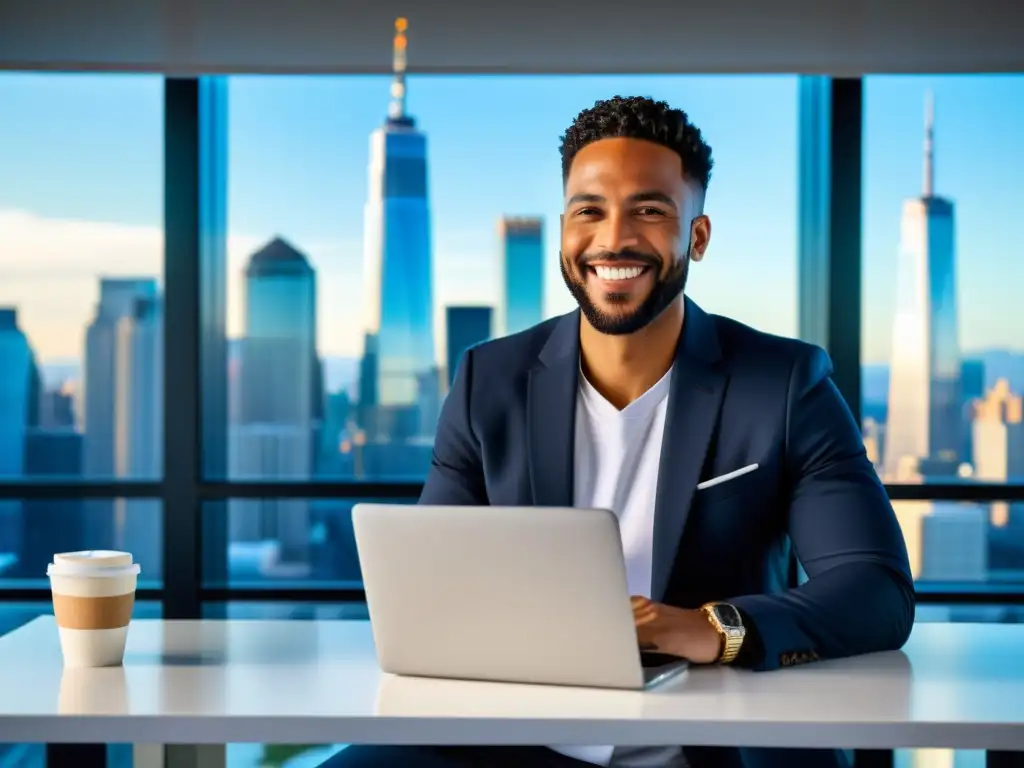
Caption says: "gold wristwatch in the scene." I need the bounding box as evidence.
[700,602,746,664]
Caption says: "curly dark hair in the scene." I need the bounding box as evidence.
[559,96,714,192]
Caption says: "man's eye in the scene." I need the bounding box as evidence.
[636,207,666,216]
[575,207,600,216]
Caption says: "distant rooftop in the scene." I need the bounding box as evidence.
[0,308,17,331]
[246,237,315,279]
[499,216,544,237]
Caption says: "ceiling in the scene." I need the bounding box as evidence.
[1,0,1021,75]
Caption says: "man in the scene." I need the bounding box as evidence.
[327,96,914,768]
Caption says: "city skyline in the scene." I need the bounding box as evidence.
[1,66,1022,768]
[1,61,1023,585]
[1,74,1023,369]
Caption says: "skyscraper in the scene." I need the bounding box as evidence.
[960,358,986,464]
[0,308,39,563]
[498,216,544,337]
[446,306,493,387]
[0,308,37,478]
[79,278,158,554]
[114,295,164,573]
[882,93,962,481]
[972,379,1024,483]
[359,18,436,441]
[82,278,159,479]
[115,295,163,482]
[230,237,318,574]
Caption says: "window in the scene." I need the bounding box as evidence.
[862,76,1024,584]
[862,75,1024,487]
[893,499,1024,585]
[0,499,162,588]
[0,66,1020,768]
[203,498,401,587]
[218,75,800,482]
[0,73,164,482]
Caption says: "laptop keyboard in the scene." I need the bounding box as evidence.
[640,651,688,683]
[640,651,684,667]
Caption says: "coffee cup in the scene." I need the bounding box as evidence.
[47,550,141,667]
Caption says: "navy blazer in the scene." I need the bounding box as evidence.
[420,298,914,766]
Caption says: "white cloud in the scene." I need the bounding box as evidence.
[2,207,567,366]
[0,208,163,361]
[0,207,369,361]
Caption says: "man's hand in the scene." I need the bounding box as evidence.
[631,596,722,664]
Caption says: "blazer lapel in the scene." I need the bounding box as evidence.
[527,312,581,507]
[650,298,728,601]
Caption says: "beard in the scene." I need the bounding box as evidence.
[559,245,690,336]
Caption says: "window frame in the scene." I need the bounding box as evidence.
[0,75,1019,618]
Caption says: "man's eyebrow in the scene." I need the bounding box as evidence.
[565,191,678,208]
[566,193,604,206]
[628,190,677,209]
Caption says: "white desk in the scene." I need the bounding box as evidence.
[0,618,1022,759]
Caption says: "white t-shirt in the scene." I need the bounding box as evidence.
[548,365,686,768]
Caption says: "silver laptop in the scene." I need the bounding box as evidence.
[352,503,688,690]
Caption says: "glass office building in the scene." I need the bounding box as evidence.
[883,94,962,482]
[498,216,544,337]
[445,306,493,387]
[359,22,437,442]
[232,238,318,572]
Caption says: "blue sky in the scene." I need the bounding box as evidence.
[0,72,1021,366]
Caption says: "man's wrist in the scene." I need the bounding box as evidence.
[700,602,746,664]
[731,606,764,667]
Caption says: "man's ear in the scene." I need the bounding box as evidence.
[689,215,712,263]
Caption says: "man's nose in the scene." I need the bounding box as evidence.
[595,212,639,253]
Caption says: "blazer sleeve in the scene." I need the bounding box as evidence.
[729,346,916,671]
[419,348,489,506]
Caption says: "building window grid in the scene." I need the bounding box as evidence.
[0,75,1020,616]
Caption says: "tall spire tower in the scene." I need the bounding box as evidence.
[358,16,437,448]
[923,90,935,197]
[388,17,408,121]
[882,90,962,481]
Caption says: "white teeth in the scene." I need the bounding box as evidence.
[594,265,646,280]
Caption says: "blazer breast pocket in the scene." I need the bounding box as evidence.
[695,464,764,505]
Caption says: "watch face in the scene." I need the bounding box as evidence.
[713,603,742,629]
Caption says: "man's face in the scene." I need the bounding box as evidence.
[560,137,711,335]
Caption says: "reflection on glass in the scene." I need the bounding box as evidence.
[0,500,163,589]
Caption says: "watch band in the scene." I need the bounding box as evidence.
[701,602,745,664]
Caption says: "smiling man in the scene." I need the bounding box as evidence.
[325,97,914,768]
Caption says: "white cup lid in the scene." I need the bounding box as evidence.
[48,551,140,578]
[55,550,133,568]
